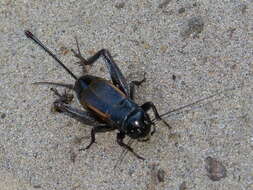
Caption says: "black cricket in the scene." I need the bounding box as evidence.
[25,30,171,160]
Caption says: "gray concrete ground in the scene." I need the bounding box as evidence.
[0,0,252,189]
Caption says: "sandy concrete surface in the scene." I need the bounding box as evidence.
[0,0,252,189]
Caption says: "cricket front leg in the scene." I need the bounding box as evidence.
[141,102,171,129]
[79,125,116,151]
[116,132,145,160]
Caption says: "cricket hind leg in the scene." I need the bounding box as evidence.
[52,92,116,151]
[53,101,102,127]
[129,72,146,100]
[71,36,89,73]
[33,82,74,107]
[51,88,74,106]
[51,87,100,126]
[71,38,130,96]
[53,101,116,151]
[85,49,129,96]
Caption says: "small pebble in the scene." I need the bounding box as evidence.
[181,16,204,38]
[1,113,6,119]
[158,0,172,9]
[205,156,227,181]
[179,181,187,190]
[115,2,125,9]
[70,150,77,163]
[157,168,165,182]
[33,185,42,189]
[178,8,185,14]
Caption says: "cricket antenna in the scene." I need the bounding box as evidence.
[152,86,237,123]
[114,138,135,170]
[25,30,78,80]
